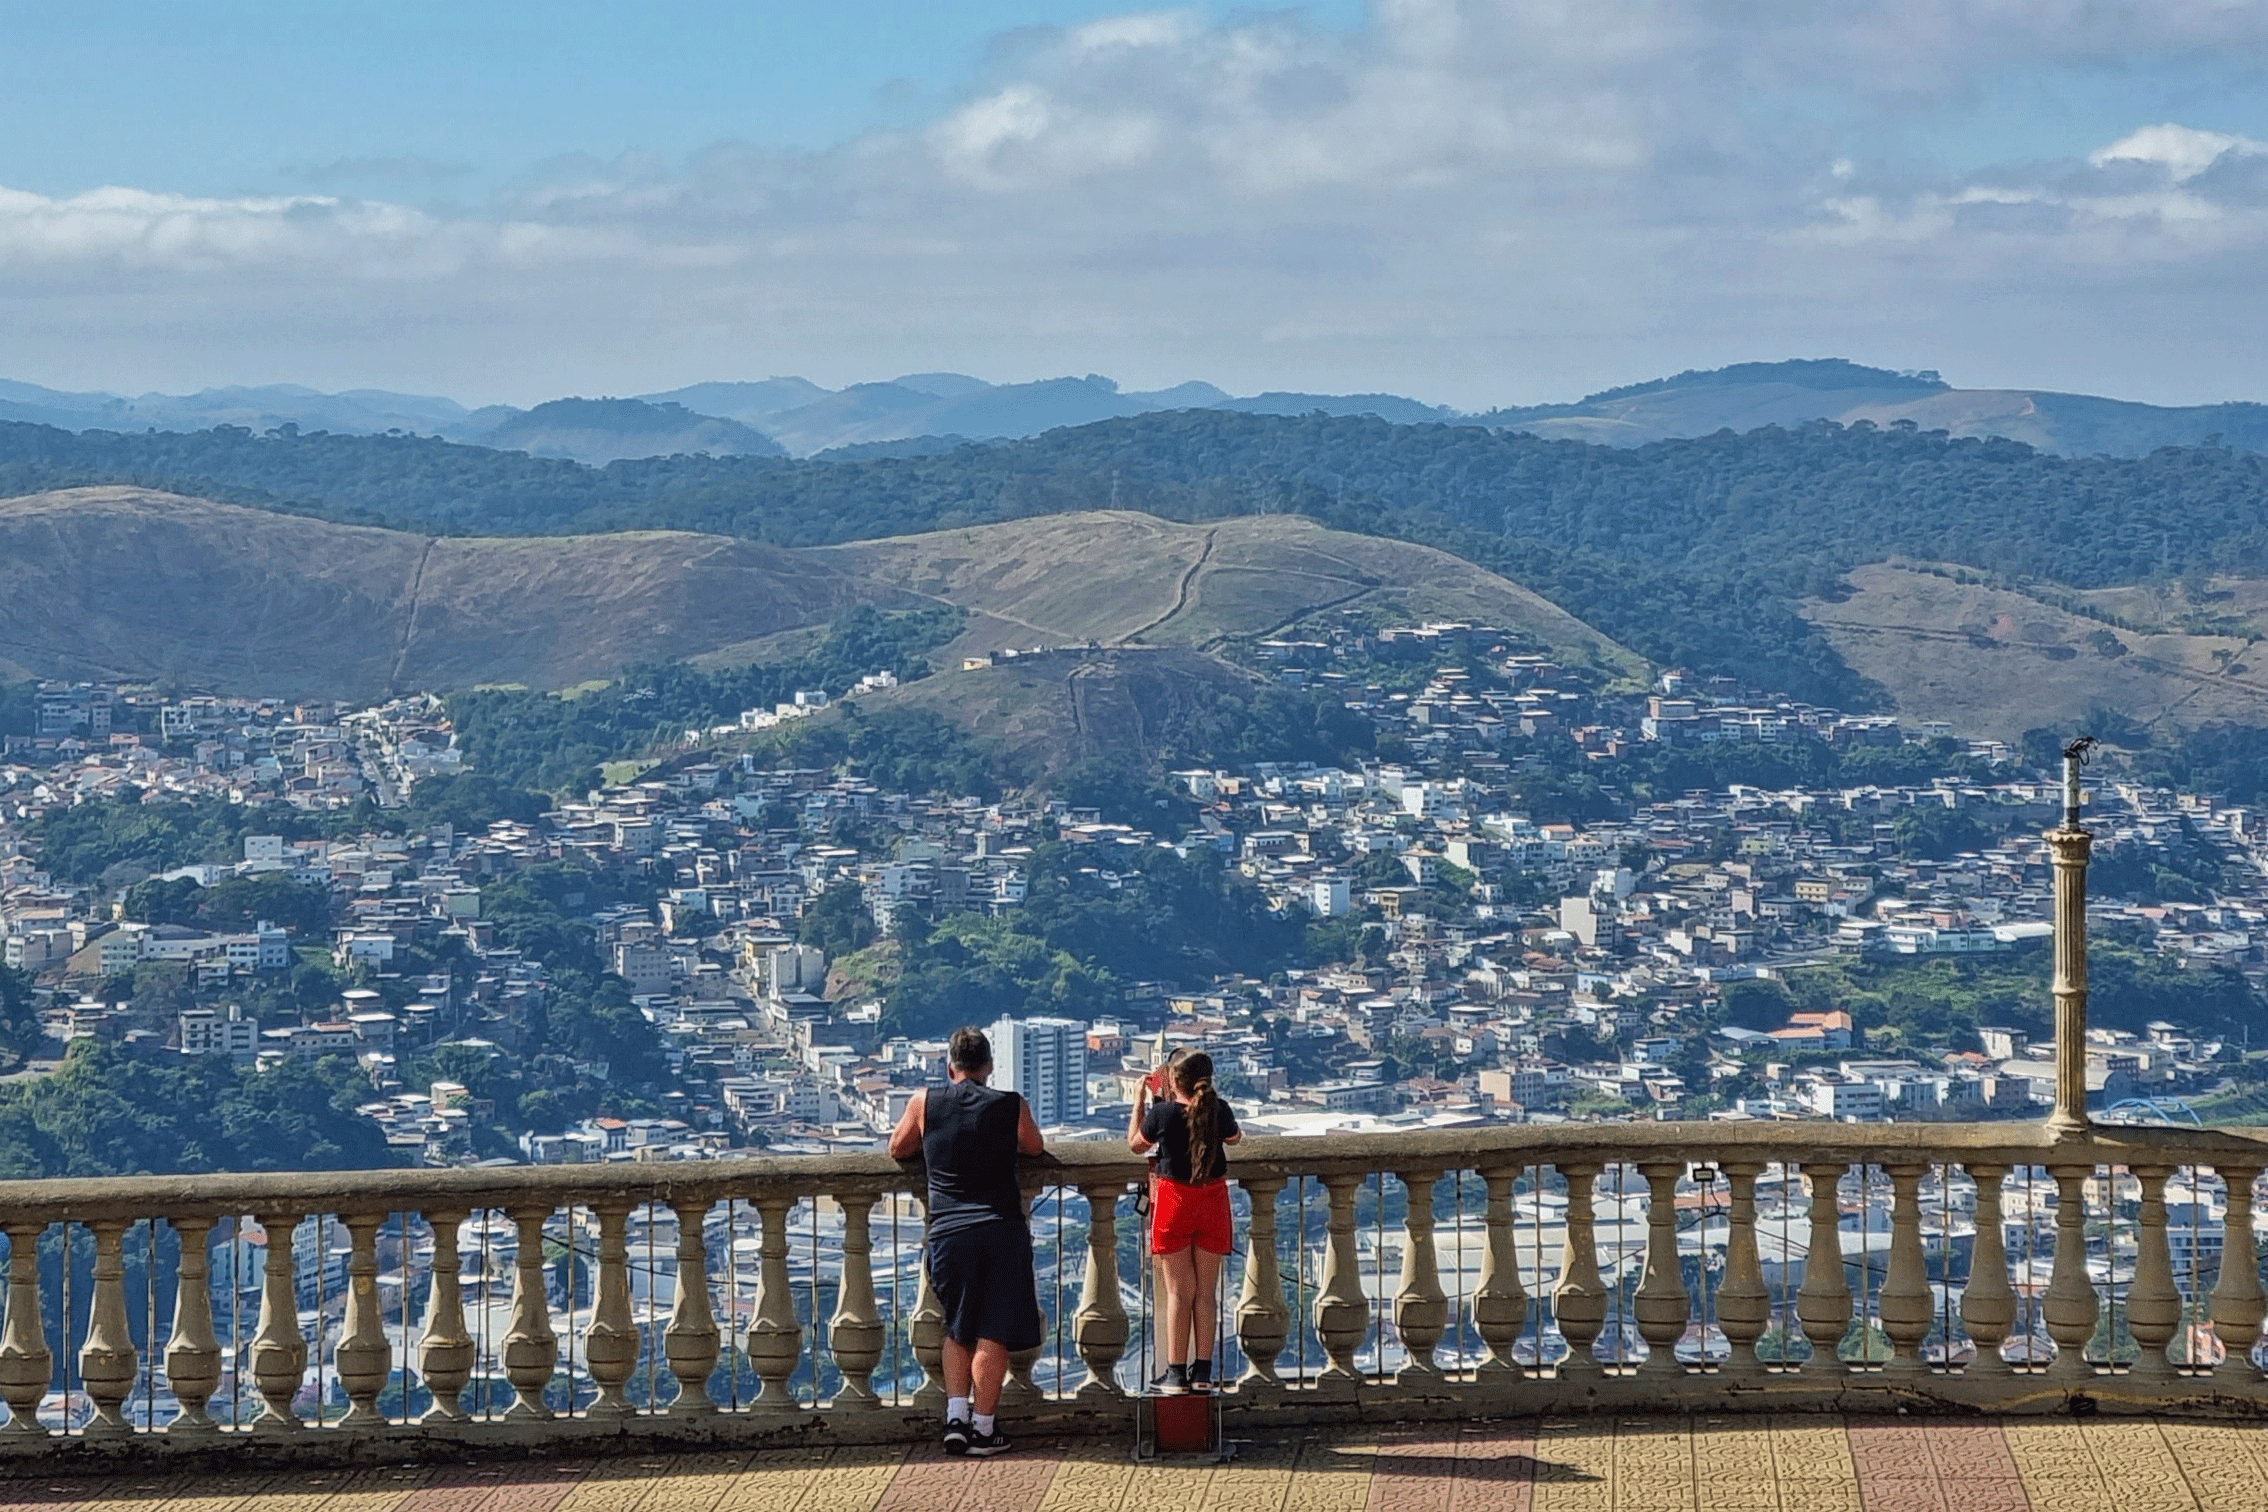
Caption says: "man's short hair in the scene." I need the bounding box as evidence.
[948,1026,993,1074]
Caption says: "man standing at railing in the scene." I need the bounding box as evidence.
[889,1024,1047,1458]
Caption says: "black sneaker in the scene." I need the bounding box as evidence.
[1156,1363,1191,1396]
[964,1427,1013,1458]
[942,1418,971,1455]
[1189,1359,1213,1392]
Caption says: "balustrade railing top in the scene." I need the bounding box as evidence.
[4,1119,2263,1219]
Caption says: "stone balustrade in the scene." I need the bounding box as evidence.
[0,1118,2266,1466]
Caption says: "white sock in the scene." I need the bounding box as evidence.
[973,1411,996,1435]
[947,1395,970,1424]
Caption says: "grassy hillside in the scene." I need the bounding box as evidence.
[0,489,920,698]
[815,512,1642,677]
[1800,564,2268,740]
[0,490,1626,709]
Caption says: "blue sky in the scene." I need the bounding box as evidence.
[0,3,1360,198]
[3,2,2267,408]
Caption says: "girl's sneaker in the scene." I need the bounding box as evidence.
[1189,1359,1214,1392]
[1155,1363,1191,1395]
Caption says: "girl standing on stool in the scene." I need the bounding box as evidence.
[1128,1051,1241,1394]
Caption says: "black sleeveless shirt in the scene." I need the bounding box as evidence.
[922,1079,1026,1238]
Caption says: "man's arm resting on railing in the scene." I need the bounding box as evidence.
[1018,1095,1046,1157]
[886,1092,925,1161]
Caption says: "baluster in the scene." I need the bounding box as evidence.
[1716,1162,1769,1377]
[251,1211,308,1432]
[0,1221,49,1435]
[334,1213,391,1427]
[1553,1163,1607,1378]
[2042,1164,2100,1383]
[1960,1165,2014,1376]
[1313,1173,1368,1393]
[583,1201,638,1418]
[830,1191,886,1407]
[164,1216,222,1433]
[2127,1165,2180,1383]
[77,1219,137,1437]
[997,1177,1046,1410]
[1234,1175,1290,1392]
[746,1194,803,1412]
[419,1208,474,1423]
[1876,1164,1933,1377]
[1072,1181,1129,1400]
[665,1200,721,1416]
[1473,1164,1527,1381]
[1796,1163,1850,1374]
[909,1208,947,1412]
[1633,1161,1688,1376]
[501,1205,559,1420]
[1393,1168,1447,1385]
[2210,1165,2265,1376]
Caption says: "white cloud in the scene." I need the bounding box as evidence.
[2091,123,2264,181]
[8,1,2268,406]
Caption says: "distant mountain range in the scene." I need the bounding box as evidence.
[4,358,2264,464]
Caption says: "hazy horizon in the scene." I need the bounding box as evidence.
[7,2,2268,409]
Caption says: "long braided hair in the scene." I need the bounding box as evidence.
[1172,1052,1224,1180]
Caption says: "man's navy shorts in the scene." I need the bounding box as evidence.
[928,1220,1044,1350]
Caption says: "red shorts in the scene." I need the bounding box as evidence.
[1151,1176,1232,1255]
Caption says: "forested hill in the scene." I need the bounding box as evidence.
[7,413,2268,705]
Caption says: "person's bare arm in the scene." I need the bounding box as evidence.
[1016,1095,1046,1157]
[1127,1084,1155,1154]
[886,1091,925,1160]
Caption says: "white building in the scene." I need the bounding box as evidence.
[990,1015,1089,1127]
[179,1005,260,1059]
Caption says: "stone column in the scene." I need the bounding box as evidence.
[746,1195,803,1414]
[1473,1164,1528,1380]
[583,1202,639,1418]
[1632,1162,1690,1376]
[1716,1163,1770,1377]
[334,1213,392,1428]
[1877,1165,1933,1377]
[164,1216,223,1434]
[250,1212,308,1432]
[0,1222,49,1434]
[76,1220,137,1438]
[1393,1168,1447,1384]
[501,1206,560,1420]
[2042,1165,2100,1382]
[1959,1166,2015,1376]
[830,1192,886,1407]
[1553,1163,1608,1377]
[419,1209,474,1423]
[908,1202,946,1412]
[1071,1182,1129,1400]
[665,1200,722,1416]
[2211,1166,2266,1373]
[1312,1173,1368,1393]
[1233,1175,1290,1393]
[2127,1166,2181,1383]
[1796,1163,1851,1373]
[2047,743,2094,1134]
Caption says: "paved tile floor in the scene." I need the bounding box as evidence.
[2,1416,2264,1511]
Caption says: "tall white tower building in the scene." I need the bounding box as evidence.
[990,1015,1089,1127]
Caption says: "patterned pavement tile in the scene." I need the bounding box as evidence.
[790,1450,911,1512]
[1033,1449,1137,1512]
[1447,1424,1534,1512]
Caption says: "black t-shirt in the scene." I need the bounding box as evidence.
[923,1080,1026,1238]
[1141,1098,1240,1184]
